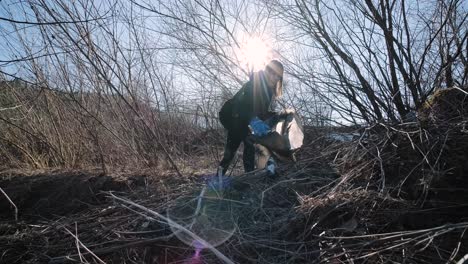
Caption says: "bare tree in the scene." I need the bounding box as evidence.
[267,0,467,123]
[1,0,466,170]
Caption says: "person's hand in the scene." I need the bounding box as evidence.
[278,108,295,118]
[245,134,257,145]
[281,108,295,115]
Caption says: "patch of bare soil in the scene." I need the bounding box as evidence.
[0,170,146,219]
[1,114,468,264]
[0,169,197,263]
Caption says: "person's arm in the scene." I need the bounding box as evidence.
[260,96,281,120]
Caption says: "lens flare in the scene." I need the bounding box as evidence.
[167,174,236,251]
[185,248,202,264]
[239,36,270,71]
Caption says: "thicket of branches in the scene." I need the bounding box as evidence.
[273,0,467,123]
[1,2,468,263]
[0,80,204,171]
[0,0,467,170]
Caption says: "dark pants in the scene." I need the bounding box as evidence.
[219,127,255,175]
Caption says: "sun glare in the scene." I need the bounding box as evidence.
[239,36,270,71]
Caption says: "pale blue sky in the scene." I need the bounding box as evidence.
[1,0,466,124]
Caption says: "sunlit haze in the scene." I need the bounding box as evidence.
[238,36,270,72]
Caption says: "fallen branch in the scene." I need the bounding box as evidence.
[0,186,18,221]
[48,235,175,263]
[63,225,106,264]
[108,192,235,264]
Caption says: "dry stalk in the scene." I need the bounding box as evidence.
[63,225,106,264]
[109,192,235,264]
[0,186,18,222]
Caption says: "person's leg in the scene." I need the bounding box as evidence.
[219,131,242,175]
[243,138,256,172]
[255,144,272,169]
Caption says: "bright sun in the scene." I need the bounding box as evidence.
[238,36,270,71]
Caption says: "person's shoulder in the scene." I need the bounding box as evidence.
[243,77,253,87]
[243,80,255,98]
[238,79,252,93]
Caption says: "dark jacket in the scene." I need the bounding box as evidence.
[219,71,275,132]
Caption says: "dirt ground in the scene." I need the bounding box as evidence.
[0,168,200,263]
[1,125,468,263]
[0,170,148,219]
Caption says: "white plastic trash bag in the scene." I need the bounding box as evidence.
[255,112,304,160]
[273,113,304,151]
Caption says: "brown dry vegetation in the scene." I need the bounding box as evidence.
[0,80,218,172]
[1,0,467,262]
[1,87,468,264]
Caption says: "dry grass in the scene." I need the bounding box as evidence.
[1,87,468,263]
[2,124,468,263]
